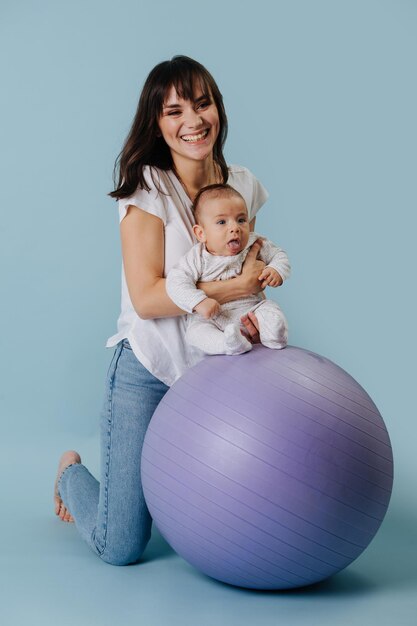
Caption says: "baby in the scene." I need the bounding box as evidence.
[166,184,291,355]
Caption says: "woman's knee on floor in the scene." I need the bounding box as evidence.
[97,528,152,566]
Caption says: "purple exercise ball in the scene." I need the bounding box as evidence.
[141,345,393,590]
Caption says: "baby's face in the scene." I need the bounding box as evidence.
[193,196,250,256]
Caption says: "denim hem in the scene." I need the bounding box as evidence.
[57,462,81,497]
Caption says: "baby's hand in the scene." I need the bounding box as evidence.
[258,267,283,289]
[194,298,221,319]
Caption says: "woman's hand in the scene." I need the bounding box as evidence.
[240,239,266,296]
[240,311,261,344]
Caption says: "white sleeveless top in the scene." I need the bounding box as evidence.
[106,164,269,386]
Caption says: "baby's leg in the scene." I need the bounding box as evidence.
[253,300,288,349]
[186,318,252,355]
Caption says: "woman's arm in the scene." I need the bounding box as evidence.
[121,209,264,319]
[241,217,262,342]
[120,205,185,320]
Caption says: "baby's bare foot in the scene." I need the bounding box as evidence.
[54,450,81,523]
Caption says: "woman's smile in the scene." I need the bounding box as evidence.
[181,129,210,143]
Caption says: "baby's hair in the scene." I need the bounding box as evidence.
[192,183,246,224]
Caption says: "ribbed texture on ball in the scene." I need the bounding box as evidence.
[141,345,393,589]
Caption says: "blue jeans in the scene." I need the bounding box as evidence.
[58,340,169,565]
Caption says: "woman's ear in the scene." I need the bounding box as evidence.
[193,224,206,243]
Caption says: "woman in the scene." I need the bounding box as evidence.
[54,55,267,565]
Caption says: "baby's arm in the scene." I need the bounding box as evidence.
[166,247,217,315]
[257,238,291,289]
[194,298,221,319]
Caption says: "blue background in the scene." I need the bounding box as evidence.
[1,1,416,624]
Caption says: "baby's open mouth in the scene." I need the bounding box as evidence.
[181,129,209,143]
[227,238,241,253]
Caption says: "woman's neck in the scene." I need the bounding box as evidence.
[173,156,220,201]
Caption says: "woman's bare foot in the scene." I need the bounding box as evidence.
[54,450,81,523]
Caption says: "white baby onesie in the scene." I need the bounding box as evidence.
[166,232,291,355]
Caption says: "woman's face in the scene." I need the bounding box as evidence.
[158,85,220,168]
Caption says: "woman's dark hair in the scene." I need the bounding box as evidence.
[109,55,228,199]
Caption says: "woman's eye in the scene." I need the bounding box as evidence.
[197,101,210,110]
[168,110,181,116]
